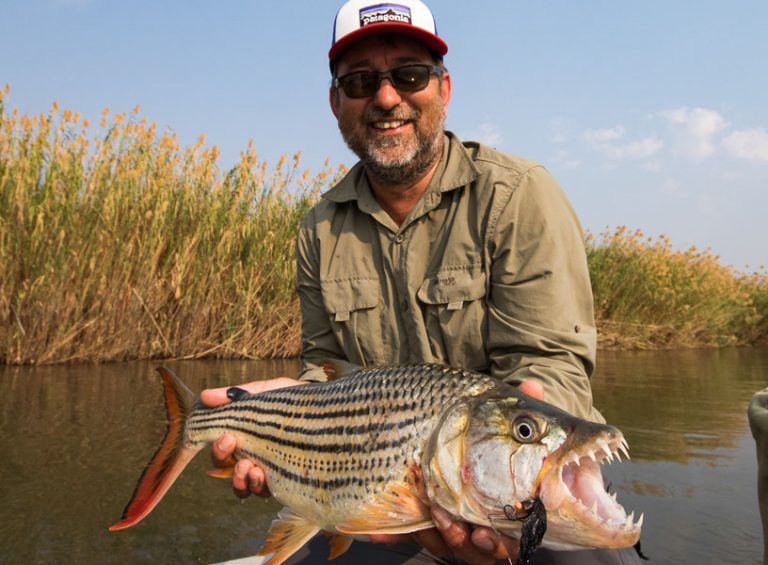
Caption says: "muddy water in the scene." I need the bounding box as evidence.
[0,349,765,564]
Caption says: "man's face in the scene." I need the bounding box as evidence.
[330,35,451,185]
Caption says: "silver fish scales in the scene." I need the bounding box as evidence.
[110,364,642,564]
[186,364,496,527]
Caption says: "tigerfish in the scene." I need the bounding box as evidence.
[110,364,642,564]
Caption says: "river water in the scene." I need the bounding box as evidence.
[0,349,765,564]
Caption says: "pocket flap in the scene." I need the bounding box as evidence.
[417,269,487,305]
[321,276,379,314]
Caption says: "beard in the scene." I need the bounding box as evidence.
[338,95,446,186]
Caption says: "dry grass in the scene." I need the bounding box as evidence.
[587,226,768,349]
[1,88,765,364]
[0,86,344,364]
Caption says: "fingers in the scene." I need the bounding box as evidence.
[199,377,304,408]
[518,379,545,401]
[471,526,521,561]
[232,459,270,498]
[413,508,518,564]
[211,434,237,468]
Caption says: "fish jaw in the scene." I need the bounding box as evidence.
[536,426,642,550]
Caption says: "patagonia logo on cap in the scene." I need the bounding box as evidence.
[359,3,412,27]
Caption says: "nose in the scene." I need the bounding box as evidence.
[372,77,402,111]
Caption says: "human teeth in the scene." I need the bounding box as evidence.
[374,120,405,129]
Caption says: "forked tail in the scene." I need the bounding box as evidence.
[109,367,202,531]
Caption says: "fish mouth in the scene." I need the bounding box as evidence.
[537,430,642,548]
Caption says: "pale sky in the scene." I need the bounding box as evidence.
[2,0,766,269]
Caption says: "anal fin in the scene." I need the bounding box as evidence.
[257,508,320,565]
[326,533,354,560]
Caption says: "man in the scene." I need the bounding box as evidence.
[203,1,638,563]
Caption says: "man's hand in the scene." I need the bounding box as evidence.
[200,377,303,498]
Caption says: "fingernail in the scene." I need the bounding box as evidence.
[474,538,494,553]
[432,507,452,530]
[217,435,234,450]
[226,387,249,401]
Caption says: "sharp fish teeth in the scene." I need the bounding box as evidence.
[590,501,599,515]
[636,513,644,528]
[619,441,630,460]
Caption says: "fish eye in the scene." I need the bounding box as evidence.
[512,417,538,443]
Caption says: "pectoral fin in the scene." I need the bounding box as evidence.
[257,508,320,565]
[335,480,432,535]
[206,465,235,479]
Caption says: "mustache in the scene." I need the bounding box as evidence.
[363,106,420,123]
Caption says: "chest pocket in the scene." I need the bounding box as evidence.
[417,268,488,369]
[321,276,382,366]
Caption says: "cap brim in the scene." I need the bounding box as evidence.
[329,23,448,63]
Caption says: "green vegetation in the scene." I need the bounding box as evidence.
[588,227,768,349]
[1,90,766,364]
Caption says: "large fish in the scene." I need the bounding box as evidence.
[110,364,642,564]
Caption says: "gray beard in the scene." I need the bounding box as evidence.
[356,128,443,186]
[340,107,445,186]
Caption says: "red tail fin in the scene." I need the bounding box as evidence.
[109,366,201,531]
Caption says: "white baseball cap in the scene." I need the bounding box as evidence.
[329,0,448,63]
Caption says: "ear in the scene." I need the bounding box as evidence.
[329,86,340,120]
[439,70,452,115]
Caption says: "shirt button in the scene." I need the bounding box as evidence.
[394,234,405,244]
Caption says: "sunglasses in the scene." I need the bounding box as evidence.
[333,64,443,99]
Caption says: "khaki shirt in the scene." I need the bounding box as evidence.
[296,132,602,422]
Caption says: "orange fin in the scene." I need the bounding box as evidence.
[207,465,235,479]
[257,508,320,565]
[109,366,201,531]
[327,533,354,560]
[335,480,432,535]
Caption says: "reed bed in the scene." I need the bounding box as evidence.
[1,88,766,364]
[588,227,768,349]
[0,87,344,364]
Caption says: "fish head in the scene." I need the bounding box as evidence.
[422,389,642,550]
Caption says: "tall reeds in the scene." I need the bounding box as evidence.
[1,89,765,364]
[0,87,343,364]
[588,227,768,348]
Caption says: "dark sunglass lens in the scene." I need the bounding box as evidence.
[392,66,430,91]
[341,71,379,98]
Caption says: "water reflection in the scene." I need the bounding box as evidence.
[593,348,768,565]
[0,350,765,564]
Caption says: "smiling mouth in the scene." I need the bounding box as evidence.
[370,119,410,131]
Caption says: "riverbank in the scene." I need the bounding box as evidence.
[2,92,766,364]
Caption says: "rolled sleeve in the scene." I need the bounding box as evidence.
[296,211,344,382]
[487,166,602,422]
